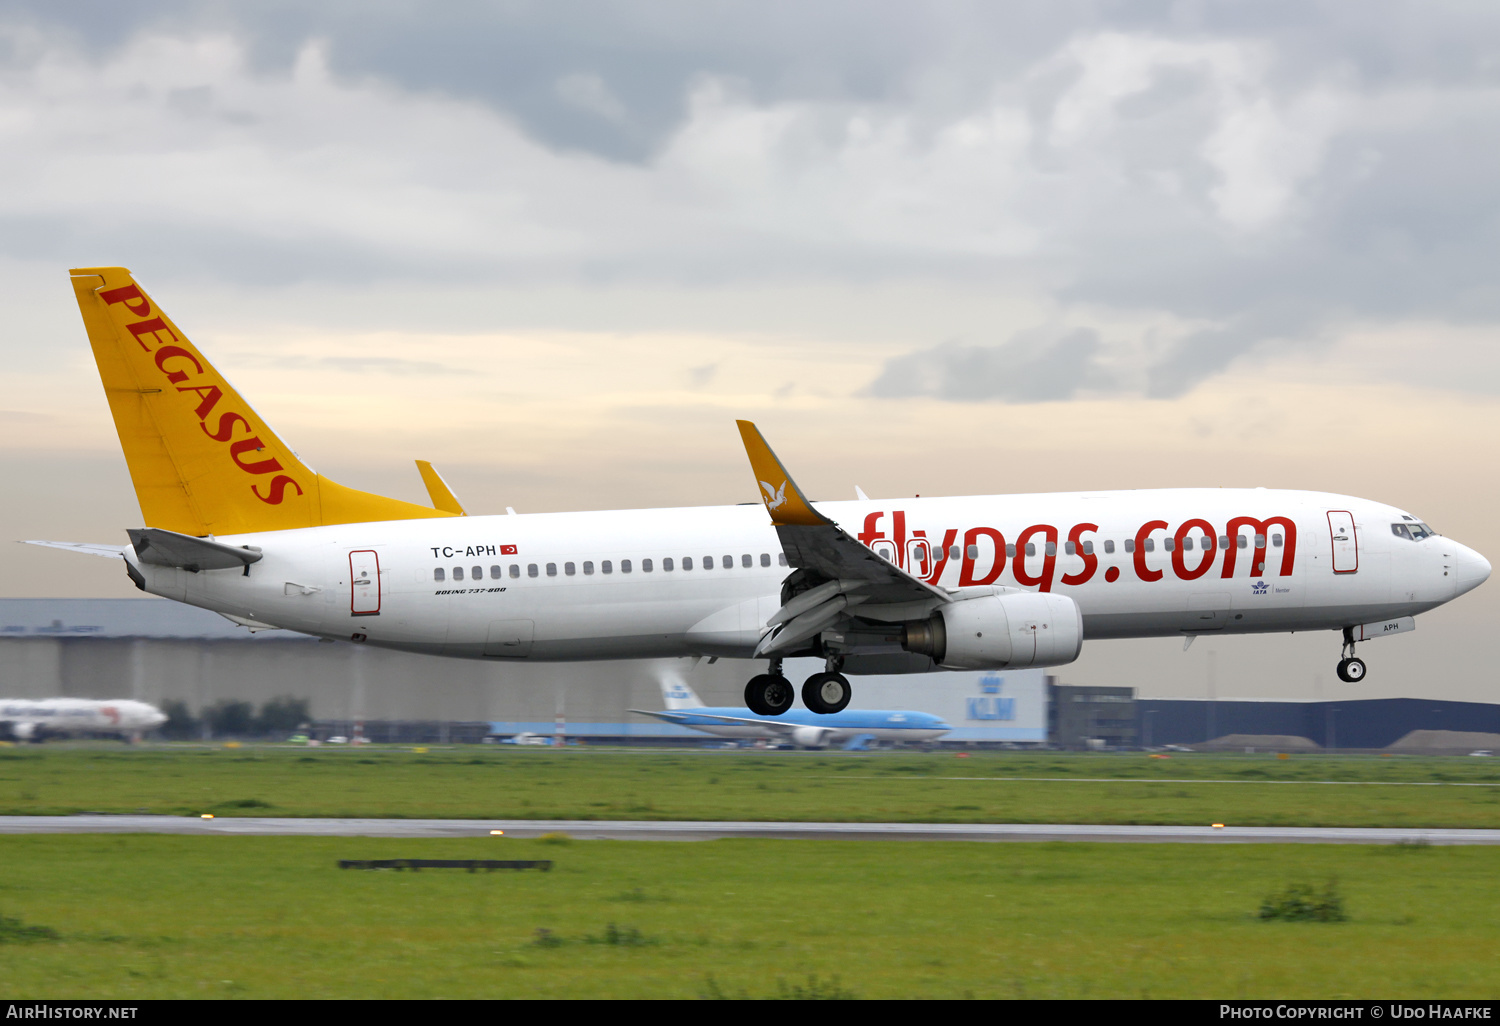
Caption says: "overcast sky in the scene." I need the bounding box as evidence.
[2,2,1497,701]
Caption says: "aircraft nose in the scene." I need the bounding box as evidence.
[1453,542,1491,597]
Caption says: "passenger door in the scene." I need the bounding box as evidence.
[349,549,382,616]
[1327,511,1359,574]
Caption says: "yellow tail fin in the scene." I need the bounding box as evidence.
[70,267,458,536]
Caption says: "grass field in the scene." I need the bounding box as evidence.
[0,833,1497,999]
[1,745,1499,827]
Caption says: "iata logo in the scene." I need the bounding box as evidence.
[759,479,788,511]
[1252,580,1269,595]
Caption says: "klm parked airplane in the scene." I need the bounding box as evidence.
[631,676,951,748]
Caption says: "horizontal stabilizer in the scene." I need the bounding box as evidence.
[219,613,283,632]
[22,540,127,559]
[127,528,263,572]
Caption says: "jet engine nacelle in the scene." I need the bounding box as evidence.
[790,725,835,748]
[10,722,36,741]
[902,590,1083,670]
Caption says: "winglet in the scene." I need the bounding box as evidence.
[415,460,466,515]
[735,420,829,527]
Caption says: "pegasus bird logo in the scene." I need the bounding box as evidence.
[759,480,788,511]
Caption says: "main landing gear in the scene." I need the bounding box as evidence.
[745,660,794,716]
[803,655,852,715]
[743,657,853,716]
[1336,627,1367,683]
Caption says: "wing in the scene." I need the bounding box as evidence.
[735,420,946,655]
[628,709,797,735]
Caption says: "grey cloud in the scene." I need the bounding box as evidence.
[865,327,1108,403]
[5,2,1500,399]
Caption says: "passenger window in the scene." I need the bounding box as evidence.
[490,565,502,579]
[583,561,594,575]
[546,563,557,577]
[1254,534,1266,548]
[683,557,693,570]
[621,559,632,573]
[472,565,483,579]
[1025,543,1035,557]
[949,546,960,560]
[643,558,653,572]
[1082,540,1094,555]
[1045,542,1056,556]
[1124,539,1135,553]
[434,568,445,582]
[1182,538,1193,551]
[1220,535,1230,548]
[1104,540,1115,554]
[663,557,674,572]
[723,554,733,568]
[1005,544,1016,558]
[1162,539,1174,552]
[1237,536,1247,549]
[453,566,464,581]
[1144,539,1155,552]
[510,564,520,578]
[703,555,714,569]
[741,554,752,568]
[528,564,539,577]
[565,562,576,576]
[1272,534,1283,547]
[967,545,979,559]
[602,560,613,574]
[778,553,787,566]
[760,553,770,567]
[1065,541,1076,555]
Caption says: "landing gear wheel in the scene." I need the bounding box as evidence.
[745,673,794,716]
[1336,657,1367,684]
[802,672,852,715]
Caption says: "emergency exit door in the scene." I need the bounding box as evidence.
[349,550,382,615]
[1327,511,1358,574]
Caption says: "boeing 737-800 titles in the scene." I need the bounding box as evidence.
[30,268,1492,717]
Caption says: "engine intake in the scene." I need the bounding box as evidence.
[902,591,1083,670]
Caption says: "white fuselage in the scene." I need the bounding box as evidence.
[1,699,167,739]
[126,489,1490,668]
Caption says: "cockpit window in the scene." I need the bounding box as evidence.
[1392,522,1439,541]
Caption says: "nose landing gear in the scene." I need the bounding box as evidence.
[745,659,794,716]
[1336,627,1367,683]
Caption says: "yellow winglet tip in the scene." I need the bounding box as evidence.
[415,460,467,516]
[735,419,825,527]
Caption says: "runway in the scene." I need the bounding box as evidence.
[2,816,1498,844]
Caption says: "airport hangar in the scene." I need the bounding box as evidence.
[0,598,1047,745]
[2,598,1496,751]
